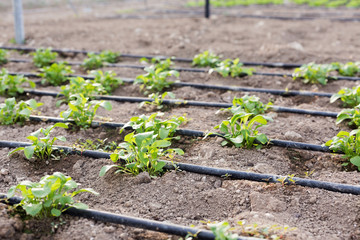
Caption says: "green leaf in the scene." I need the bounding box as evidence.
[350,156,360,168]
[24,203,42,217]
[24,146,35,159]
[152,140,171,148]
[19,108,31,116]
[51,208,62,217]
[99,165,117,176]
[72,202,88,209]
[53,122,69,129]
[8,147,25,156]
[31,187,51,198]
[57,136,67,142]
[154,161,167,172]
[159,128,170,139]
[100,101,112,111]
[7,186,17,198]
[256,134,268,144]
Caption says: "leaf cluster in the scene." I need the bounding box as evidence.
[134,66,179,95]
[89,70,123,94]
[209,112,270,148]
[325,130,360,170]
[141,57,174,71]
[60,94,112,129]
[292,62,336,85]
[9,123,69,161]
[139,91,176,111]
[336,105,360,128]
[192,50,221,68]
[7,172,98,218]
[0,49,8,65]
[330,86,360,108]
[218,95,272,116]
[0,98,43,125]
[31,48,58,68]
[210,58,254,77]
[332,62,360,77]
[0,68,35,96]
[39,62,74,86]
[82,50,120,70]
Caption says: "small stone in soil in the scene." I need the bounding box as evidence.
[135,172,151,184]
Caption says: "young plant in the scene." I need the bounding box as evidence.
[208,221,239,240]
[0,69,35,96]
[330,86,360,108]
[39,62,73,86]
[139,91,176,110]
[89,70,123,94]
[292,62,336,85]
[82,52,104,70]
[7,172,98,218]
[332,62,360,77]
[9,123,69,161]
[74,138,118,152]
[211,58,254,77]
[120,112,188,139]
[134,66,179,95]
[209,112,270,149]
[325,130,360,170]
[336,105,360,128]
[31,48,58,68]
[0,49,8,65]
[99,50,120,63]
[60,94,112,129]
[218,95,272,116]
[192,50,221,68]
[100,131,184,177]
[59,77,106,103]
[0,98,43,125]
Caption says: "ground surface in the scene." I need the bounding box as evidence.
[0,1,360,239]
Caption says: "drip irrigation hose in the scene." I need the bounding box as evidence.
[2,46,304,68]
[1,140,359,195]
[0,194,255,240]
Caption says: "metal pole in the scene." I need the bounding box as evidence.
[205,0,210,18]
[13,0,25,44]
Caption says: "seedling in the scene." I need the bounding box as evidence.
[332,62,360,77]
[135,66,179,95]
[74,138,118,152]
[82,52,104,70]
[140,57,174,71]
[60,94,112,129]
[336,105,360,128]
[276,174,296,186]
[120,112,188,139]
[59,77,106,103]
[330,86,360,107]
[89,70,123,94]
[208,221,239,240]
[208,112,270,149]
[210,58,254,77]
[31,48,58,68]
[292,63,336,85]
[100,131,184,176]
[0,98,43,125]
[39,62,73,86]
[9,123,69,161]
[99,50,120,63]
[7,172,98,218]
[218,95,272,116]
[0,68,35,96]
[325,129,360,170]
[0,49,8,65]
[192,50,221,68]
[139,91,176,110]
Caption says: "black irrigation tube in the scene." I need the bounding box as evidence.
[0,46,303,68]
[7,58,360,81]
[1,140,359,195]
[0,195,252,240]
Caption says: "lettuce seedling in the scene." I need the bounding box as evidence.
[120,112,188,139]
[336,105,360,128]
[99,50,120,63]
[0,49,8,65]
[100,131,184,176]
[208,112,270,149]
[82,52,104,70]
[60,94,112,129]
[7,172,98,218]
[332,62,360,77]
[89,70,123,94]
[31,48,58,68]
[0,98,43,125]
[9,123,69,160]
[0,68,35,96]
[135,66,179,95]
[325,130,360,170]
[208,221,239,240]
[218,95,272,116]
[330,86,360,108]
[210,58,254,77]
[39,62,73,86]
[292,63,336,85]
[140,57,174,71]
[139,91,176,110]
[192,50,221,68]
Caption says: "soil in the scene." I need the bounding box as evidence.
[1,1,360,239]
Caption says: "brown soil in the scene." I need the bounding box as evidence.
[1,1,360,239]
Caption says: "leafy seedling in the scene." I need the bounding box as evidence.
[0,98,43,125]
[0,68,35,96]
[39,62,73,86]
[99,50,120,63]
[336,105,360,128]
[82,52,104,70]
[292,62,337,85]
[7,172,98,218]
[330,86,360,108]
[9,123,69,161]
[89,70,123,94]
[218,95,272,116]
[0,49,8,65]
[140,57,174,71]
[100,131,184,176]
[192,50,221,68]
[31,48,58,68]
[60,94,112,129]
[210,58,254,77]
[139,91,176,110]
